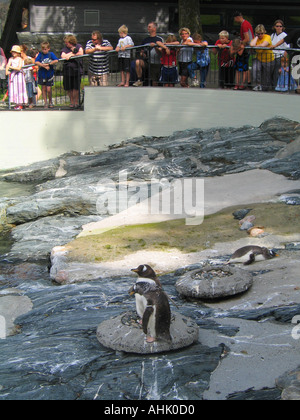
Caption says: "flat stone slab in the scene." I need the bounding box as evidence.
[176,265,253,299]
[96,311,199,354]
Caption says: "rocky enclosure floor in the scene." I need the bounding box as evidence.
[0,117,300,400]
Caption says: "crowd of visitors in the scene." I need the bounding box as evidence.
[1,11,300,109]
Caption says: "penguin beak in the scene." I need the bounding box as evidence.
[128,286,135,295]
[131,268,139,273]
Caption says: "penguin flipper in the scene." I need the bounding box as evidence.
[243,253,255,265]
[142,305,154,335]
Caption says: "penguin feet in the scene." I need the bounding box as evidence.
[146,336,156,343]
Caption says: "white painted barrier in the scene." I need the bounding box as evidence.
[0,87,299,170]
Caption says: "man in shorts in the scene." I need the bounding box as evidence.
[133,22,163,86]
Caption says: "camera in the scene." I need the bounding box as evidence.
[72,47,79,54]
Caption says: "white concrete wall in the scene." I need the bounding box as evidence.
[0,87,299,170]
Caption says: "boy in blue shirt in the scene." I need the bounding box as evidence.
[188,33,210,88]
[35,42,58,108]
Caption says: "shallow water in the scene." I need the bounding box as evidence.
[0,181,35,199]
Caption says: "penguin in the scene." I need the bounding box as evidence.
[131,264,162,287]
[130,265,162,320]
[129,280,171,343]
[227,245,278,266]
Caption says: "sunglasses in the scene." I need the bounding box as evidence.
[256,33,264,36]
[275,25,283,28]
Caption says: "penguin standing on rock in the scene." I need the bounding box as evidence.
[129,279,171,343]
[227,245,278,266]
[130,265,162,320]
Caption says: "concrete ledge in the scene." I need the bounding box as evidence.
[0,88,299,170]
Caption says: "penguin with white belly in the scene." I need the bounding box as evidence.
[227,245,278,265]
[129,279,171,343]
[130,265,162,320]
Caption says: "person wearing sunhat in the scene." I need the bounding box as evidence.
[5,45,28,110]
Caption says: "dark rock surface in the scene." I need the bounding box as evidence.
[0,264,299,400]
[0,268,224,400]
[276,366,300,400]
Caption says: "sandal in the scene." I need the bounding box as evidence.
[117,83,125,87]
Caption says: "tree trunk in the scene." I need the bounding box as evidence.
[178,0,202,35]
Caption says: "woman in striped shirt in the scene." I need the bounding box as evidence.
[85,31,113,87]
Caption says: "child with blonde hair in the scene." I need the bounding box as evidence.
[156,34,179,87]
[275,55,298,92]
[35,41,58,108]
[116,25,134,87]
[230,38,249,90]
[24,57,36,108]
[178,27,194,87]
[250,24,275,91]
[6,45,28,110]
[188,33,210,88]
[213,30,234,88]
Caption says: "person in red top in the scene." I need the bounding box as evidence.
[233,11,254,46]
[213,30,234,88]
[233,11,254,86]
[156,34,179,87]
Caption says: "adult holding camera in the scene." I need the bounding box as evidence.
[61,35,84,108]
[85,31,113,87]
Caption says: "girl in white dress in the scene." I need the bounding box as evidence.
[6,45,28,110]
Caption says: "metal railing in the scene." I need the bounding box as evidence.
[0,44,299,110]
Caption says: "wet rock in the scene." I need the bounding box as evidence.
[227,387,281,400]
[260,151,300,180]
[175,265,253,299]
[260,117,300,143]
[96,310,199,354]
[276,366,300,400]
[7,215,102,262]
[279,193,300,205]
[0,276,223,400]
[285,242,300,251]
[276,137,300,159]
[5,188,101,225]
